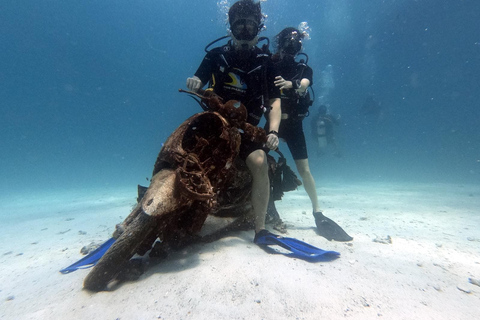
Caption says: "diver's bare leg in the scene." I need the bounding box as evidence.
[246,149,269,233]
[295,158,321,213]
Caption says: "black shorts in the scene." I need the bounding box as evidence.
[278,118,308,160]
[238,134,267,161]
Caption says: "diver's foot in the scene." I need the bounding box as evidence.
[313,211,353,242]
[266,198,281,224]
[254,229,276,245]
[272,219,288,234]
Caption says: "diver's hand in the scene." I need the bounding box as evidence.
[274,76,292,90]
[186,76,202,92]
[265,131,279,150]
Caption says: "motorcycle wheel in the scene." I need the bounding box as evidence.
[83,210,156,291]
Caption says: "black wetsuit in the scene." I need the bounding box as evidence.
[271,55,313,160]
[194,44,280,159]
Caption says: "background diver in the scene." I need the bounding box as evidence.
[311,104,342,157]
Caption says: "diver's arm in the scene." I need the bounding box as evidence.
[296,78,310,94]
[187,51,215,92]
[274,77,310,93]
[333,114,341,125]
[265,98,281,150]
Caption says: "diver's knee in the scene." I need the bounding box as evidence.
[246,150,267,172]
[295,159,310,176]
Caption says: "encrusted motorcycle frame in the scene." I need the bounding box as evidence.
[83,90,268,291]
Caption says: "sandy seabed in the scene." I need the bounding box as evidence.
[1,182,479,320]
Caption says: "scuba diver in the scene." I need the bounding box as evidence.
[311,104,342,157]
[185,0,282,244]
[266,27,352,242]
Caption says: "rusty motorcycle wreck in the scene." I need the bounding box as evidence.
[83,90,285,291]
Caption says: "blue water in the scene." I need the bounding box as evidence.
[1,0,479,197]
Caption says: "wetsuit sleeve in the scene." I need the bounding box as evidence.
[267,58,281,99]
[194,51,215,85]
[304,65,313,86]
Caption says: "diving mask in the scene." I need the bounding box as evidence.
[231,18,260,41]
[282,31,303,55]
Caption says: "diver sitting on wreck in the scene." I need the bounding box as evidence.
[186,0,281,244]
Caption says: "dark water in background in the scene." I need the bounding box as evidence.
[1,0,479,197]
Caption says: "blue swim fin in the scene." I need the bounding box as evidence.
[254,230,340,262]
[60,238,116,274]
